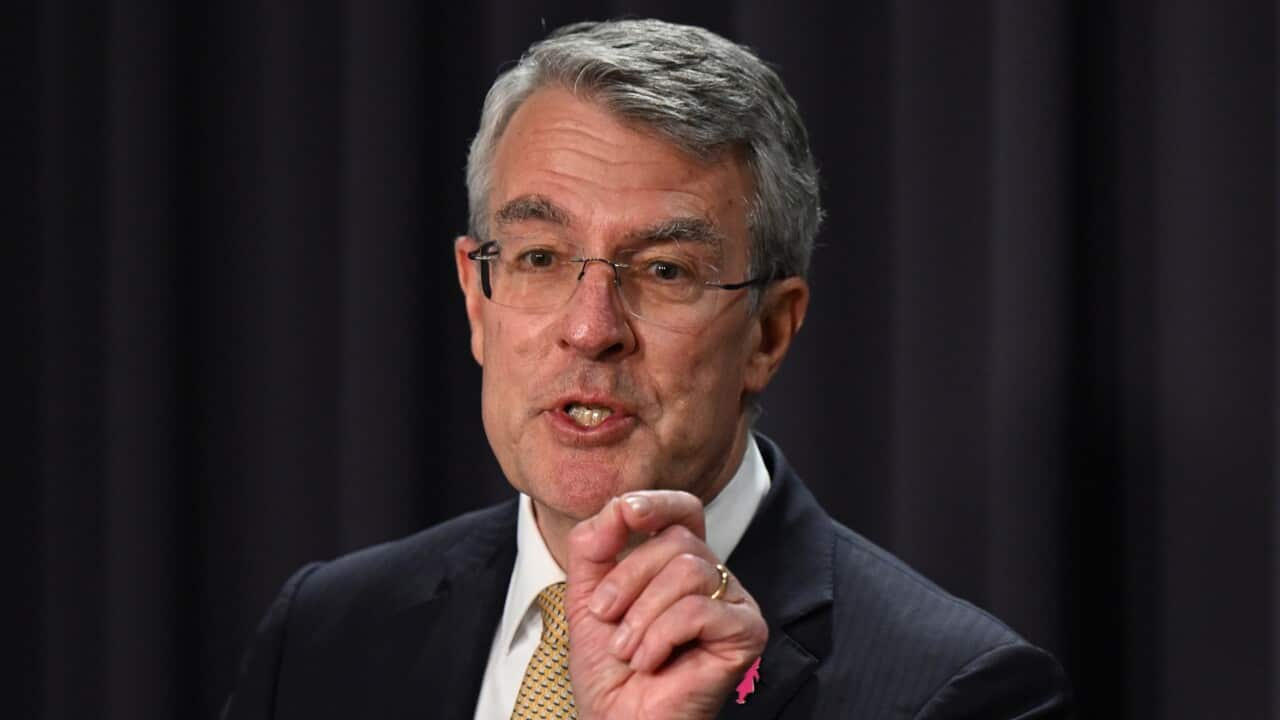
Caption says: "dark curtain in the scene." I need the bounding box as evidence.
[13,2,1277,718]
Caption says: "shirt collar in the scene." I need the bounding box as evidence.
[496,433,771,655]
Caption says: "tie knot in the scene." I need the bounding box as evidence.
[535,582,569,645]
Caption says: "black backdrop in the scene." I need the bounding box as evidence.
[12,2,1278,719]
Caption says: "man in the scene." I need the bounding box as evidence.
[224,19,1070,719]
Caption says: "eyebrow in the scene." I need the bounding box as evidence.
[493,195,726,251]
[626,217,726,253]
[494,195,571,228]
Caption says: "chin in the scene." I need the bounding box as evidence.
[539,458,630,521]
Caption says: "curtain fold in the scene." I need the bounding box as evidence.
[16,2,1278,718]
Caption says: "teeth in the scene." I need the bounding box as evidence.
[567,404,613,428]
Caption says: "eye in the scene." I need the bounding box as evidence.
[516,248,558,269]
[646,260,691,282]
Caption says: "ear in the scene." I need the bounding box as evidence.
[454,235,486,365]
[743,277,809,394]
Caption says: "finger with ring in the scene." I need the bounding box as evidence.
[605,554,730,661]
[710,563,730,601]
[588,524,717,621]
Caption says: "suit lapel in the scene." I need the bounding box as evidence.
[717,435,834,719]
[351,435,832,719]
[370,501,519,719]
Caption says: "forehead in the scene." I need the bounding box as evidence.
[488,87,753,252]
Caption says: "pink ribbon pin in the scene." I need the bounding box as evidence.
[735,656,762,704]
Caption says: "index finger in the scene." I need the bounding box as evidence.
[615,490,706,541]
[567,491,706,567]
[566,491,707,579]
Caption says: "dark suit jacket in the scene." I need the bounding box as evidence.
[224,435,1071,718]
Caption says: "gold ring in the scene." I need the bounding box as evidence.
[709,563,730,601]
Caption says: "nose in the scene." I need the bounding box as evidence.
[558,259,636,360]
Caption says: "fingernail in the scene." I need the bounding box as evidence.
[609,622,631,656]
[589,583,617,616]
[623,494,652,517]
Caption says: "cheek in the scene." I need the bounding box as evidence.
[481,313,555,418]
[484,314,543,372]
[650,331,749,430]
[479,317,518,433]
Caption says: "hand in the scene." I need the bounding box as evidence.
[564,491,768,720]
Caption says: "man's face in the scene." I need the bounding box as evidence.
[456,87,801,530]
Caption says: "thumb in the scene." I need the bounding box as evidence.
[565,497,631,601]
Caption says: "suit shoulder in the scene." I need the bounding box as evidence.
[290,500,517,618]
[829,521,1024,651]
[911,640,1071,718]
[824,521,1069,714]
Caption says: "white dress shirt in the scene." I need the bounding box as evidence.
[472,434,772,719]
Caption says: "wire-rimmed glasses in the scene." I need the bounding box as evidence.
[466,237,770,331]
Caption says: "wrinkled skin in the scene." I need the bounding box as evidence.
[455,87,808,719]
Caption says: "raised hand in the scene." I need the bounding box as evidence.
[563,491,768,720]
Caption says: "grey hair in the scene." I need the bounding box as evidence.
[465,19,824,285]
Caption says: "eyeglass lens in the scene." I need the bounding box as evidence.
[483,240,730,330]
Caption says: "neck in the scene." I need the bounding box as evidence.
[533,503,578,573]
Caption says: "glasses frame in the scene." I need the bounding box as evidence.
[465,240,773,321]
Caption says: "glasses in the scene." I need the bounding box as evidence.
[466,238,771,331]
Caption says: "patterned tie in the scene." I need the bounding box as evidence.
[510,581,577,719]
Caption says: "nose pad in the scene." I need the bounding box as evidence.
[574,257,621,287]
[560,258,635,357]
[571,258,624,308]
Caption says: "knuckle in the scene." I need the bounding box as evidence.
[645,617,674,646]
[567,520,591,545]
[732,646,762,668]
[606,564,638,592]
[671,552,705,577]
[566,520,596,553]
[675,593,709,619]
[733,602,768,647]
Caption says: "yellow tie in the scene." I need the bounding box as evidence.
[510,582,577,719]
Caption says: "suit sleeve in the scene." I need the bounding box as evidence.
[912,641,1073,720]
[221,562,323,720]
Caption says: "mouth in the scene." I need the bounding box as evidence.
[564,402,614,428]
[546,394,635,443]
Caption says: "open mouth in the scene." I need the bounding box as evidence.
[564,402,614,428]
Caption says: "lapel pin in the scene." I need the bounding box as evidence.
[735,656,762,704]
